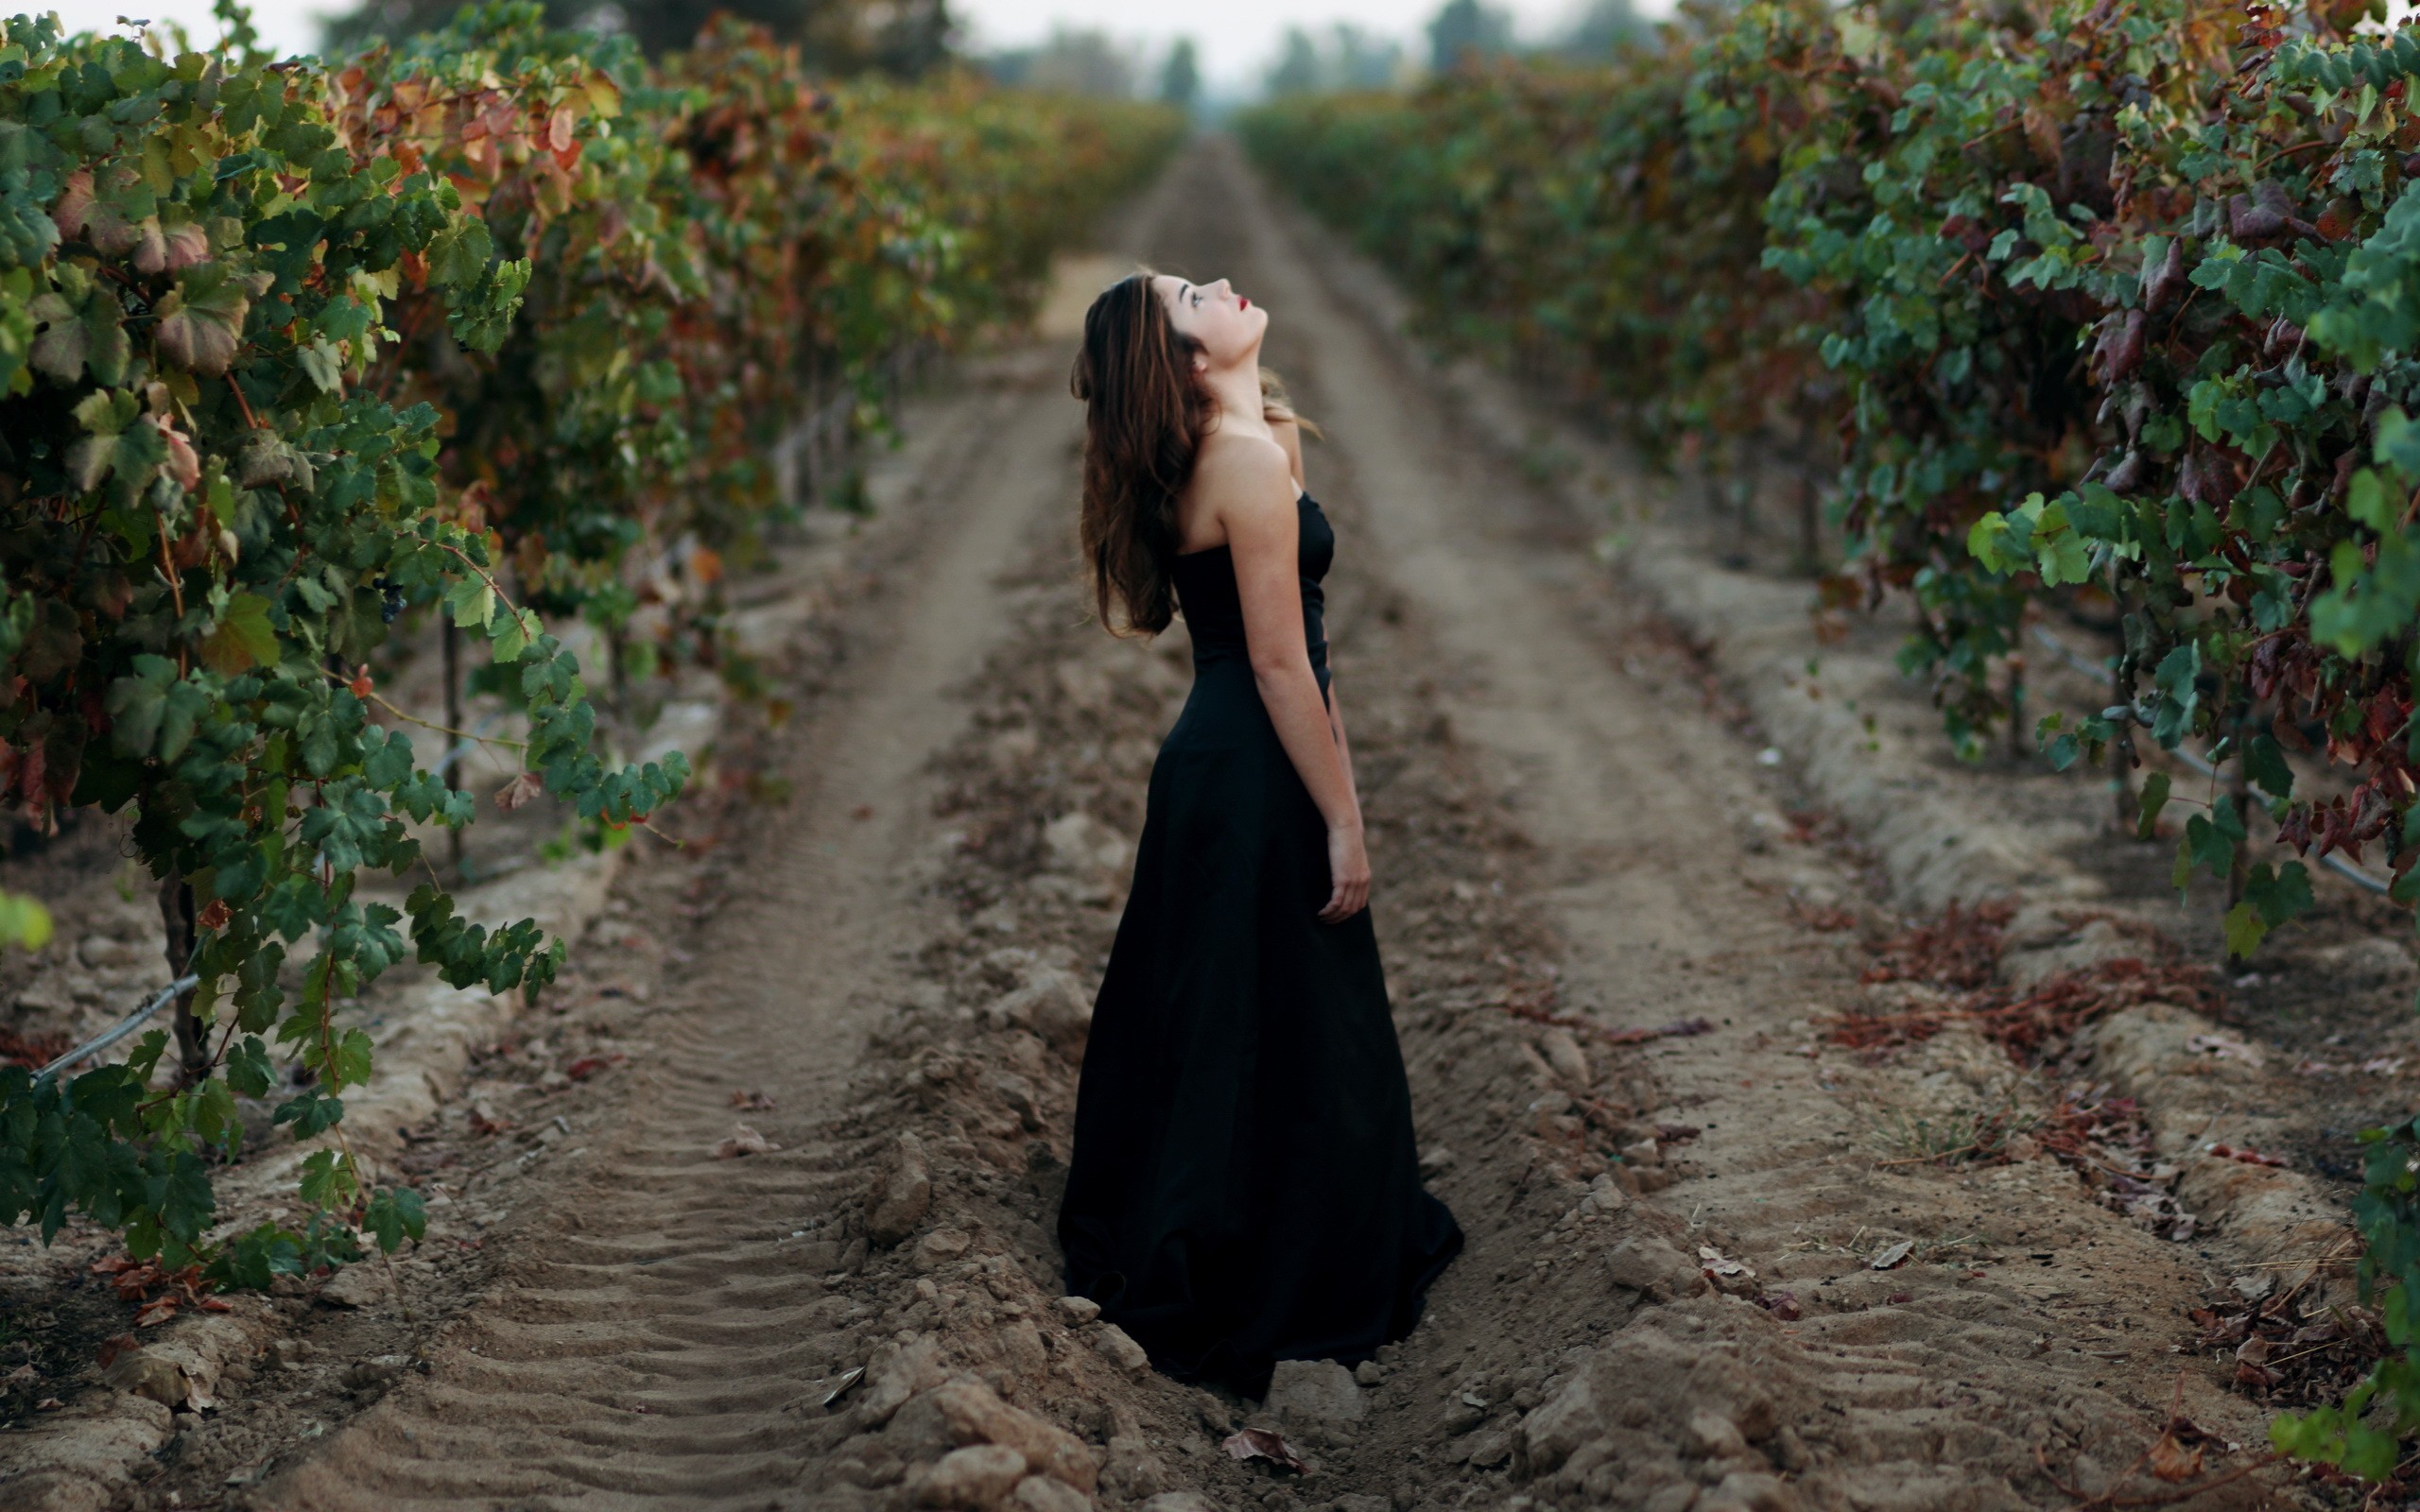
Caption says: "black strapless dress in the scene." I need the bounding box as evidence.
[1056,490,1463,1399]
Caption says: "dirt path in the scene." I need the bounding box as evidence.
[149,142,2305,1512]
[246,279,1122,1506]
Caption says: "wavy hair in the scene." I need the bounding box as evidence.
[1070,268,1319,637]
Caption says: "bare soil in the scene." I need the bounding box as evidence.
[9,138,2404,1512]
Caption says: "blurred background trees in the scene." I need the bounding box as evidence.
[322,0,953,72]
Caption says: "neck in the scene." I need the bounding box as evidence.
[1200,356,1270,440]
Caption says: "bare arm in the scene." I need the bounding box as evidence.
[1325,674,1360,820]
[1205,438,1369,922]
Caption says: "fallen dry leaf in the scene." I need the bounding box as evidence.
[1697,1245,1754,1279]
[1763,1290,1803,1321]
[714,1123,779,1159]
[2147,1429,2205,1483]
[1870,1240,1914,1270]
[730,1089,776,1110]
[1222,1427,1308,1473]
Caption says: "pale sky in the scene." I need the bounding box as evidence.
[29,0,1670,95]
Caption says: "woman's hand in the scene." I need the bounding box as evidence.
[1321,821,1371,923]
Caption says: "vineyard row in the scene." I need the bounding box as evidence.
[0,1,1178,1284]
[1242,0,2420,1478]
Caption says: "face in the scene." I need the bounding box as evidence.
[1152,274,1266,369]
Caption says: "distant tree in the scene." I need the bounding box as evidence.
[1265,26,1321,95]
[321,0,953,73]
[1325,24,1401,90]
[1426,0,1510,73]
[1159,36,1200,112]
[1013,26,1139,97]
[1558,0,1651,58]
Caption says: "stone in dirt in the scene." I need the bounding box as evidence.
[1052,1295,1100,1325]
[340,1355,411,1393]
[1537,1028,1592,1089]
[1453,1423,1513,1468]
[1263,1359,1364,1422]
[1683,1408,1749,1460]
[914,1228,973,1270]
[101,1348,187,1407]
[914,1443,1029,1510]
[859,1334,946,1425]
[868,1131,934,1245]
[318,1263,390,1310]
[1518,1373,1600,1474]
[914,1377,1098,1491]
[1100,1435,1173,1499]
[1136,1495,1219,1512]
[1043,811,1131,876]
[989,971,1094,1047]
[1011,1474,1092,1512]
[1602,1233,1706,1301]
[1703,1469,1803,1512]
[1090,1322,1150,1373]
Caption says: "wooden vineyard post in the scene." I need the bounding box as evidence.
[2109,566,2136,834]
[158,875,207,1087]
[443,620,464,870]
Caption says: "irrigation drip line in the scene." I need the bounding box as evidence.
[38,975,201,1080]
[2030,626,2393,897]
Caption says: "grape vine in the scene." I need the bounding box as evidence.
[1244,0,2420,1474]
[0,4,1176,1284]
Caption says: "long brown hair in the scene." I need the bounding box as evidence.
[1071,268,1319,637]
[1072,270,1207,637]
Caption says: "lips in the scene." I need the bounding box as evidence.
[1239,296,1250,308]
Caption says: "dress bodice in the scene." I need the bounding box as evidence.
[1168,491,1334,691]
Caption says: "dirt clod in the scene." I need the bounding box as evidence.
[914,1443,1031,1510]
[869,1129,937,1244]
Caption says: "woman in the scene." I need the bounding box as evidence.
[1056,269,1463,1400]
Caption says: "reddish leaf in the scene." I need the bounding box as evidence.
[1221,1427,1308,1473]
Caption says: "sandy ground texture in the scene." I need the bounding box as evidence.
[3,139,2388,1512]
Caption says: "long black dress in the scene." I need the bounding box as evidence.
[1057,490,1464,1399]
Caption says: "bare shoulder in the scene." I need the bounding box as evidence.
[1193,432,1298,536]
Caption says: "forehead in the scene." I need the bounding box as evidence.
[1149,274,1185,305]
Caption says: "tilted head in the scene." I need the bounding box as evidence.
[1069,267,1284,637]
